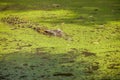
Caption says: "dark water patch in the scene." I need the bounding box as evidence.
[53,72,74,77]
[35,47,47,55]
[0,73,10,80]
[59,57,75,63]
[0,6,9,11]
[85,62,99,74]
[29,65,39,70]
[19,75,27,79]
[3,68,8,70]
[105,50,120,53]
[0,4,25,11]
[14,66,23,70]
[81,51,96,57]
[107,63,120,69]
[0,75,7,80]
[20,44,32,47]
[0,38,8,42]
[23,63,28,66]
[91,64,99,70]
[40,75,45,78]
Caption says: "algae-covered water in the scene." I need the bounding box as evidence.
[0,0,120,80]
